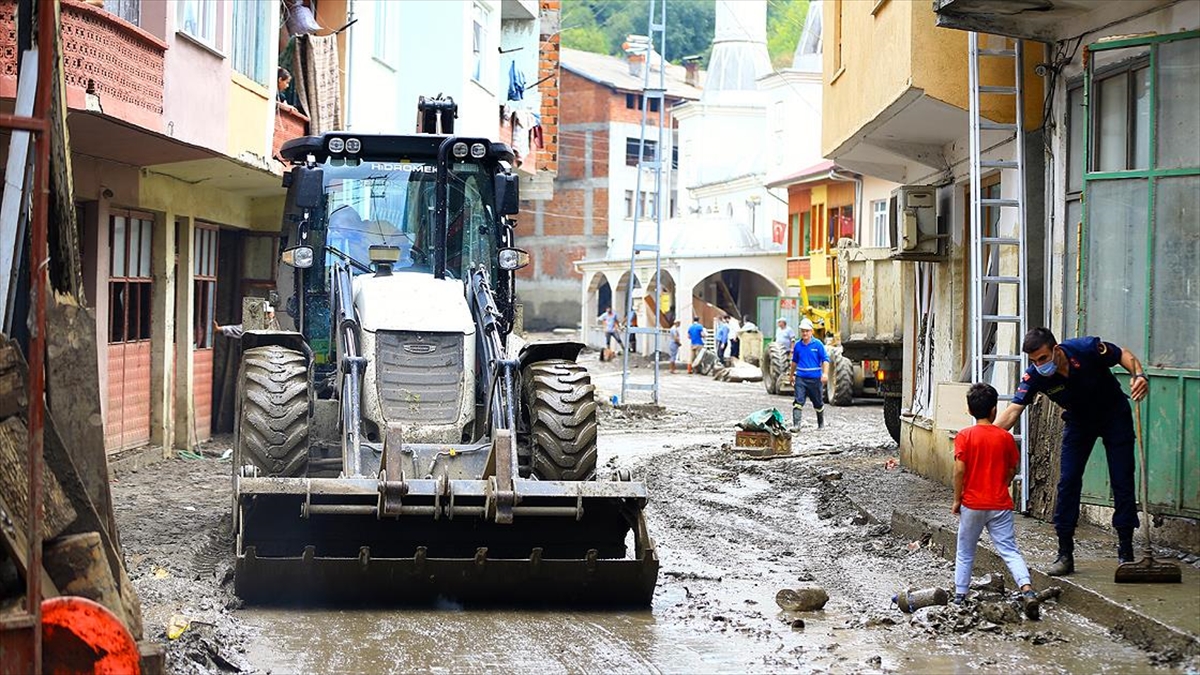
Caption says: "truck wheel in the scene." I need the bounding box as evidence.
[883,396,901,444]
[522,360,598,481]
[827,348,855,406]
[762,348,777,394]
[769,342,793,396]
[234,345,310,478]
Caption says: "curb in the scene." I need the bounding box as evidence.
[109,445,168,475]
[890,510,1199,657]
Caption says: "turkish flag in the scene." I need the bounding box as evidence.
[772,220,787,245]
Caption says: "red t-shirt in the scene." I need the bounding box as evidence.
[954,424,1018,510]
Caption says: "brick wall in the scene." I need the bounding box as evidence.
[537,0,561,175]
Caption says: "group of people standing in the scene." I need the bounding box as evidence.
[664,314,755,374]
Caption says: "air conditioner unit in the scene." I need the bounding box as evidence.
[891,185,946,261]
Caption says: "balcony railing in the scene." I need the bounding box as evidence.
[273,102,308,162]
[786,255,835,284]
[0,0,166,130]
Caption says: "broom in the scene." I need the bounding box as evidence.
[1114,400,1182,584]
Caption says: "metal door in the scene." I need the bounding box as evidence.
[105,211,153,451]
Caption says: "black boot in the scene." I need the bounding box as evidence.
[1047,532,1075,576]
[1117,528,1136,563]
[816,410,825,430]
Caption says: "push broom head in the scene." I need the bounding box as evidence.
[1114,555,1182,584]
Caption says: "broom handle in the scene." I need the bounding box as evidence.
[1134,400,1153,554]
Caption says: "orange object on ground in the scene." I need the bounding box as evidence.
[41,596,140,675]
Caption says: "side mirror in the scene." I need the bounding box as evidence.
[494,173,519,216]
[292,166,324,210]
[498,247,530,271]
[280,245,314,269]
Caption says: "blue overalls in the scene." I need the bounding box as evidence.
[1012,337,1139,551]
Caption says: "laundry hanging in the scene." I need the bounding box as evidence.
[507,61,527,101]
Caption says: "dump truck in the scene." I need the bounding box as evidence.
[230,101,657,605]
[757,243,904,443]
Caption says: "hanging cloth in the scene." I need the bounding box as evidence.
[507,61,527,101]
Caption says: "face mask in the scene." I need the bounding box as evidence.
[1035,359,1057,376]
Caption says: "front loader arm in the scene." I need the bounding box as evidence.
[332,261,366,476]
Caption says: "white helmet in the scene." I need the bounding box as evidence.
[798,318,814,331]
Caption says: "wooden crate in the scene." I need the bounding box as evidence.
[734,430,791,456]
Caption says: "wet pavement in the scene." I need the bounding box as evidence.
[110,347,1195,674]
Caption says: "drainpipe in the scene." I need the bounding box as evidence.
[344,0,355,130]
[828,168,862,246]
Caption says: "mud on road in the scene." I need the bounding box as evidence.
[110,353,1179,674]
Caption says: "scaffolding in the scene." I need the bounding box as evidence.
[620,0,668,405]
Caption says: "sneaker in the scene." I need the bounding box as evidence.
[1046,553,1074,577]
[1118,541,1135,564]
[952,593,966,606]
[1021,590,1041,620]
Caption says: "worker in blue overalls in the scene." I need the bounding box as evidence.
[995,328,1148,577]
[788,318,829,432]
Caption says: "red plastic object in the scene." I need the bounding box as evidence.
[41,596,140,675]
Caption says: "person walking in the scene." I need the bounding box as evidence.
[953,383,1041,619]
[788,318,828,430]
[598,307,623,353]
[775,318,797,354]
[715,316,730,363]
[687,316,705,374]
[667,319,682,374]
[627,310,638,353]
[995,328,1148,576]
[728,315,742,359]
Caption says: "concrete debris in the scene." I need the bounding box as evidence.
[776,586,830,611]
[970,573,1006,593]
[712,361,763,382]
[818,469,843,482]
[977,601,1022,625]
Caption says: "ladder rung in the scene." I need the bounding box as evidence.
[624,383,656,391]
[632,243,659,252]
[978,48,1017,57]
[979,85,1017,94]
[982,275,1021,284]
[981,160,1019,169]
[642,88,665,98]
[983,314,1022,323]
[627,327,661,335]
[638,161,661,170]
[982,236,1021,245]
[980,121,1018,131]
[980,198,1021,208]
[982,354,1023,362]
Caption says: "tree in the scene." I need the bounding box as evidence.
[767,0,810,69]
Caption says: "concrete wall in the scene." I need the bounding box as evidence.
[344,0,404,133]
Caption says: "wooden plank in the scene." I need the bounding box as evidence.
[0,492,60,599]
[45,294,118,543]
[0,417,76,539]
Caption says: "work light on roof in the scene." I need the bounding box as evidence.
[327,137,345,153]
[345,138,361,154]
[452,142,469,158]
[470,143,487,159]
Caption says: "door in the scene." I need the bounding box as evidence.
[105,211,154,451]
[192,224,219,443]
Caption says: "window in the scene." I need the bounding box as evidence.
[472,3,491,86]
[626,93,637,109]
[374,1,398,66]
[624,190,635,219]
[106,0,139,25]
[828,204,853,249]
[231,0,270,84]
[108,214,153,344]
[625,138,658,166]
[802,212,811,254]
[671,144,679,170]
[178,0,217,46]
[871,199,889,247]
[193,226,219,349]
[788,213,801,257]
[649,98,660,113]
[1083,33,1200,368]
[832,0,843,74]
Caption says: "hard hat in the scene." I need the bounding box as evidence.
[777,318,787,325]
[799,318,814,331]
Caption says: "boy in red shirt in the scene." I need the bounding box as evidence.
[953,383,1039,618]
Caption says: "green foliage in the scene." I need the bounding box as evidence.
[561,0,809,70]
[767,0,810,69]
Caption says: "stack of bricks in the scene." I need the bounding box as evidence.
[536,0,560,175]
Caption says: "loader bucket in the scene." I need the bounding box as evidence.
[233,476,659,606]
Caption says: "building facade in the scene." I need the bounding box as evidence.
[824,0,1199,529]
[516,47,699,330]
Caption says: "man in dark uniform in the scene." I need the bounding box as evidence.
[995,327,1149,576]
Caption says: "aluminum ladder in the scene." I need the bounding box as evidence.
[620,0,668,405]
[967,32,1030,510]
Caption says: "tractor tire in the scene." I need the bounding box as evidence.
[883,396,902,444]
[762,349,778,394]
[826,348,855,406]
[522,359,598,481]
[769,342,793,396]
[234,345,310,478]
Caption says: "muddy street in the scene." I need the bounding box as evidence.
[111,353,1180,674]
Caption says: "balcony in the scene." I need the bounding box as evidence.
[273,102,308,163]
[0,0,166,130]
[786,254,834,289]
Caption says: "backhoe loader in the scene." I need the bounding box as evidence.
[230,100,658,605]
